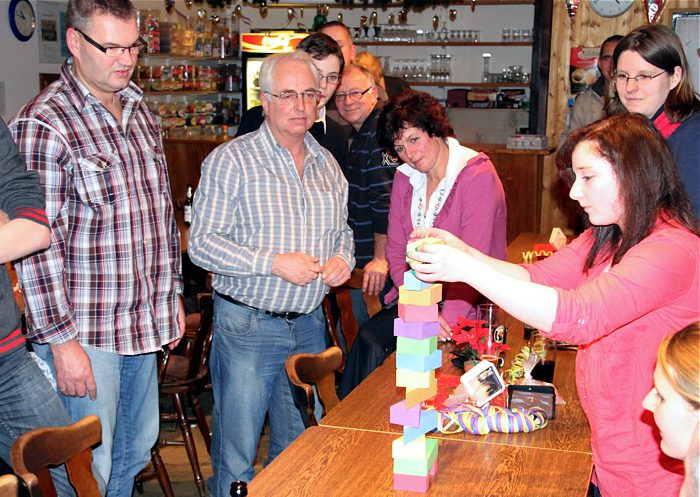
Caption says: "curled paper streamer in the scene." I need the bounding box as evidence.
[522,250,553,263]
[435,404,549,435]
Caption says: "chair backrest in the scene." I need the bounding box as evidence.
[0,475,19,497]
[10,415,102,497]
[159,292,214,387]
[285,347,343,427]
[322,269,381,356]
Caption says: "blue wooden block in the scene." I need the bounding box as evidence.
[396,349,442,372]
[403,409,439,444]
[404,270,432,291]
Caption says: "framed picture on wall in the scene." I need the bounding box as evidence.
[672,10,700,91]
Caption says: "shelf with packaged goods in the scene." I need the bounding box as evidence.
[139,54,241,63]
[355,41,532,47]
[142,90,241,97]
[411,82,529,88]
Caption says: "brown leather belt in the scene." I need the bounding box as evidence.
[216,292,305,320]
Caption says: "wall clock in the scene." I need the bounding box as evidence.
[588,0,634,18]
[8,0,36,42]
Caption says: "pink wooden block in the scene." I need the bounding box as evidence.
[393,473,430,492]
[390,400,421,428]
[398,303,438,323]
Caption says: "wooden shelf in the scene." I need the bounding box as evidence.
[254,0,534,8]
[355,41,532,47]
[410,82,529,88]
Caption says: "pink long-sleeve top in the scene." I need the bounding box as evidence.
[526,220,699,497]
[385,151,507,323]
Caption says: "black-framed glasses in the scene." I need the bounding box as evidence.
[613,71,666,88]
[263,90,321,103]
[319,73,341,85]
[334,86,372,103]
[76,29,146,57]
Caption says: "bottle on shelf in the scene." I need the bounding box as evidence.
[184,184,194,226]
[230,480,248,496]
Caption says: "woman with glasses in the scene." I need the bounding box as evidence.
[409,114,699,497]
[337,90,507,397]
[606,24,700,216]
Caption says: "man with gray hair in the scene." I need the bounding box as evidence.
[10,1,184,495]
[188,50,354,492]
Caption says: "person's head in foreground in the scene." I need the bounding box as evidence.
[607,24,699,121]
[643,322,700,497]
[643,323,700,457]
[556,113,697,271]
[377,90,454,174]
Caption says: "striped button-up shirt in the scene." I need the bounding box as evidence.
[188,122,354,314]
[10,59,182,355]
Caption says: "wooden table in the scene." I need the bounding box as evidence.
[248,426,592,497]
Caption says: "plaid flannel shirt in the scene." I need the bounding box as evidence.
[10,59,182,354]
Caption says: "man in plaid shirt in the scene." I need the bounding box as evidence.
[10,1,184,495]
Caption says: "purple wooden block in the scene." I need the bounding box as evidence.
[393,473,430,492]
[393,318,439,339]
[390,400,421,428]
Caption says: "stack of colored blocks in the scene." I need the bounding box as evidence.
[390,268,443,492]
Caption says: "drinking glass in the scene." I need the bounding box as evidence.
[501,28,511,42]
[476,303,506,366]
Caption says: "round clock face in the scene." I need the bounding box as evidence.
[9,0,36,42]
[588,0,635,18]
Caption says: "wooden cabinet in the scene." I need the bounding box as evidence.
[163,137,228,208]
[465,143,553,243]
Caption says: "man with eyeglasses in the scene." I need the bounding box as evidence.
[9,2,185,495]
[558,34,622,148]
[335,64,399,325]
[236,32,348,174]
[188,51,354,492]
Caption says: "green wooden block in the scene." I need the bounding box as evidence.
[393,439,439,476]
[397,336,438,356]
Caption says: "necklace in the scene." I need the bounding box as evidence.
[416,187,446,228]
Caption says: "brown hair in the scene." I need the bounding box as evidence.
[606,24,700,122]
[377,90,454,153]
[355,51,384,86]
[657,322,700,409]
[66,0,136,31]
[557,114,698,271]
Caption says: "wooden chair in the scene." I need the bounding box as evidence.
[0,475,19,497]
[10,414,102,497]
[138,292,214,497]
[322,269,381,367]
[285,346,343,427]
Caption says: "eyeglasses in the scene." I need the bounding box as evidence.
[263,90,320,103]
[614,71,666,88]
[319,73,341,85]
[334,87,373,103]
[76,29,146,57]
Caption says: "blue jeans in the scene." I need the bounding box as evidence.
[34,344,158,497]
[0,347,74,497]
[208,296,326,495]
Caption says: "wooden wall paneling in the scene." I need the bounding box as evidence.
[490,151,543,243]
[164,140,221,209]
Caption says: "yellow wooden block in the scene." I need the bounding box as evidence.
[406,237,445,263]
[392,436,436,459]
[399,284,443,306]
[397,368,434,388]
[405,374,438,407]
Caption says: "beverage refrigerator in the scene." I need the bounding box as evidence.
[240,31,309,110]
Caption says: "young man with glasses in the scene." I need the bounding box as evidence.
[188,51,354,493]
[236,32,349,174]
[9,1,185,495]
[335,63,399,326]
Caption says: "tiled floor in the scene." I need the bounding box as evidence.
[139,392,268,497]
